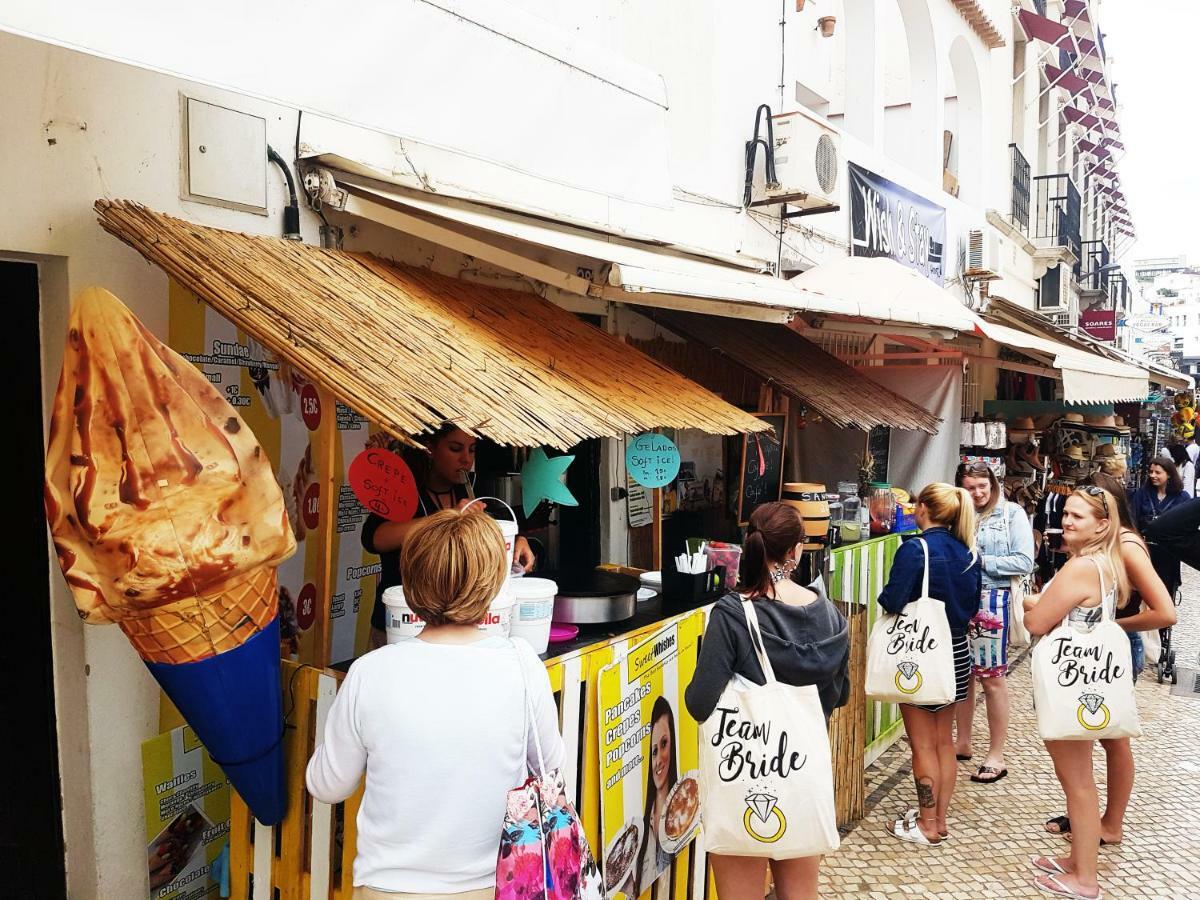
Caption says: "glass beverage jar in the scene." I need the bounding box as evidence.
[869,483,896,536]
[838,482,862,543]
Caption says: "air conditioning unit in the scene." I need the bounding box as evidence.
[1037,264,1070,312]
[965,228,1002,280]
[750,109,841,212]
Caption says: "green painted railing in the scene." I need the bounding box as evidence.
[828,533,908,764]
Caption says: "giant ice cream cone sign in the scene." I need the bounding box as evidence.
[45,287,296,825]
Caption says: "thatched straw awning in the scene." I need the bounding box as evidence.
[649,311,941,434]
[95,201,767,449]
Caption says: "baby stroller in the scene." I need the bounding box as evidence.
[1142,499,1200,684]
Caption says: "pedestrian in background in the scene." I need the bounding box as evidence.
[954,462,1035,785]
[1024,487,1127,900]
[877,484,981,846]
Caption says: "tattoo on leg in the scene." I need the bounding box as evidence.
[915,776,936,809]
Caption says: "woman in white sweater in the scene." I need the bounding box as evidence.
[306,509,565,899]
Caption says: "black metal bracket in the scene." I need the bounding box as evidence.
[782,204,840,219]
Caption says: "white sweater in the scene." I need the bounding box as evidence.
[305,636,565,893]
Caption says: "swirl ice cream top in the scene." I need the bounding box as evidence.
[45,287,296,631]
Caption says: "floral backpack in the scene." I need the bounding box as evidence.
[496,647,603,900]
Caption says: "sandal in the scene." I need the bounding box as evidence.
[1030,856,1071,876]
[1064,832,1119,847]
[886,810,942,846]
[1033,873,1102,899]
[970,765,1009,784]
[955,753,973,761]
[1044,815,1071,835]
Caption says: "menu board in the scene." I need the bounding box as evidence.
[331,404,380,664]
[168,281,327,664]
[597,612,704,898]
[141,726,230,900]
[737,415,787,525]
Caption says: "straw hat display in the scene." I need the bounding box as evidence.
[1006,416,1038,445]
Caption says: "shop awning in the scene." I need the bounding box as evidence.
[976,319,1150,404]
[320,174,978,333]
[647,311,942,433]
[94,200,767,449]
[788,256,980,333]
[1018,9,1070,46]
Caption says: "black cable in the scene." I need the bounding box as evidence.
[267,144,302,240]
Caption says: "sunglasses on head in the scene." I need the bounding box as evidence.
[962,462,992,476]
[1080,485,1110,518]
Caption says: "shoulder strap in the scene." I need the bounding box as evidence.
[1087,557,1117,621]
[740,600,778,685]
[513,643,548,778]
[917,538,931,598]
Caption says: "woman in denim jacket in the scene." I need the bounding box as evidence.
[953,462,1034,784]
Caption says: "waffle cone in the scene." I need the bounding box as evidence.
[119,567,279,664]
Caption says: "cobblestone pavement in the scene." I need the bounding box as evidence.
[818,571,1200,899]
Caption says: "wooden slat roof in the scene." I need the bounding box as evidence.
[95,200,766,449]
[650,311,941,434]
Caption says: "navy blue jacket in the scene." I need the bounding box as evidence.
[877,528,982,637]
[1129,486,1192,535]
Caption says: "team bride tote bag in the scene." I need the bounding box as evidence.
[698,599,840,858]
[865,539,956,705]
[1032,558,1141,741]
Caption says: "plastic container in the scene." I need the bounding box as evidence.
[463,497,519,576]
[508,577,557,653]
[383,586,425,642]
[384,585,514,644]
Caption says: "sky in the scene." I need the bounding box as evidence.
[1100,1,1200,266]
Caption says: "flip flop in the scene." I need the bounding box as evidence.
[1045,815,1071,835]
[970,765,1009,784]
[1030,856,1071,876]
[1033,873,1102,899]
[956,753,973,761]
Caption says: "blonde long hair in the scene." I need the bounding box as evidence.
[917,483,977,551]
[1069,487,1130,606]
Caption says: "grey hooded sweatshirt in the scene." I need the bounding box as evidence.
[684,585,850,723]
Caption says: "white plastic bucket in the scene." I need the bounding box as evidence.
[479,586,515,637]
[385,585,514,642]
[508,578,557,653]
[383,586,425,643]
[464,496,520,575]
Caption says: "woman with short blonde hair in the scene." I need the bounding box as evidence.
[308,509,565,899]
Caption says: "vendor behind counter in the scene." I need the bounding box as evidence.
[362,424,536,647]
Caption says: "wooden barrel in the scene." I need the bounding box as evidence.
[782,482,829,550]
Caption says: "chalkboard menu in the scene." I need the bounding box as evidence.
[867,426,891,484]
[737,414,787,525]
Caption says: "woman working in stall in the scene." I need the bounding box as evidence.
[362,423,536,649]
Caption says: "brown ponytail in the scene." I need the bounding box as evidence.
[739,502,804,597]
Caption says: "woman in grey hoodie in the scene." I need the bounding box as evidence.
[685,502,850,900]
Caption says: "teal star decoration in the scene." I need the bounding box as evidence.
[520,447,578,517]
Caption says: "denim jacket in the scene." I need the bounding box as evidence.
[976,500,1035,590]
[878,528,982,636]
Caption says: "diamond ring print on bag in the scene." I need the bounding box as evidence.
[743,790,787,844]
[1077,692,1111,731]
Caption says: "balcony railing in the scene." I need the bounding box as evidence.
[1010,144,1031,233]
[1033,174,1081,260]
[1109,272,1130,312]
[1078,239,1110,292]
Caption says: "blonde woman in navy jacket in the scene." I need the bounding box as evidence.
[877,484,981,846]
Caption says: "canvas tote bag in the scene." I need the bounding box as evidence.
[865,539,957,705]
[698,599,840,859]
[1032,558,1142,741]
[1003,503,1033,650]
